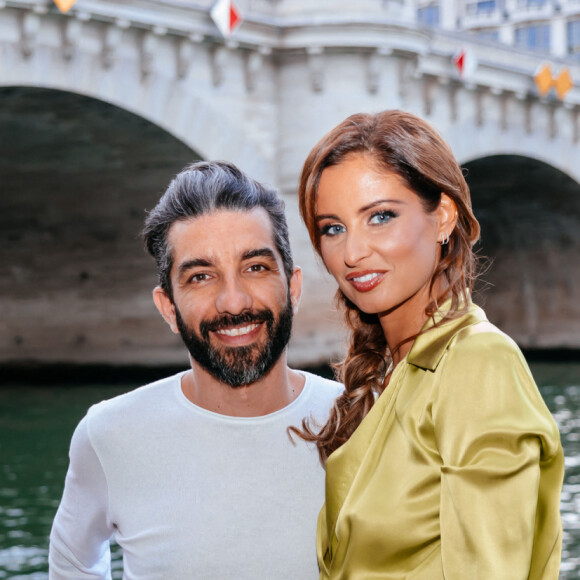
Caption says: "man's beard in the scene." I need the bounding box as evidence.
[174,296,293,388]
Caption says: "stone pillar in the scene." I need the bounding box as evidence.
[440,0,458,30]
[551,16,568,57]
[499,22,515,45]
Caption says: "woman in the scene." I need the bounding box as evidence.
[296,110,564,579]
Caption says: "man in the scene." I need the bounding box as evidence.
[49,161,342,579]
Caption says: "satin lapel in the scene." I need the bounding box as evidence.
[325,359,408,558]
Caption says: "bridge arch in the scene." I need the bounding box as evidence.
[0,86,200,366]
[0,6,277,185]
[463,154,580,348]
[445,118,580,187]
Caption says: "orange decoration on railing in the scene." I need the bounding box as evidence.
[53,0,78,13]
[555,68,573,100]
[534,63,574,100]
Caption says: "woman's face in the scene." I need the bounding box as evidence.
[316,154,452,318]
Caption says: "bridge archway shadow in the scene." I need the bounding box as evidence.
[0,86,200,371]
[465,154,580,351]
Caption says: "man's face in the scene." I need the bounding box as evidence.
[156,208,301,387]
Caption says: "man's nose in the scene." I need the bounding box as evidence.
[215,276,253,315]
[344,231,371,268]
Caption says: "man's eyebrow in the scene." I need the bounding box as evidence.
[177,258,213,276]
[176,249,276,275]
[242,248,277,262]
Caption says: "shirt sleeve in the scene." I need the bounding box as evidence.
[432,328,563,580]
[49,415,114,580]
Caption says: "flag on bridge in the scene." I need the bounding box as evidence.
[211,0,243,37]
[453,47,477,79]
[53,0,78,12]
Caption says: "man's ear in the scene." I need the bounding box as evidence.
[153,286,179,334]
[289,266,303,315]
[437,194,458,242]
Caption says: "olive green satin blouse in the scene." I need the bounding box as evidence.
[318,303,564,580]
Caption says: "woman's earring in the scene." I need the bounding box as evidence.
[439,232,449,246]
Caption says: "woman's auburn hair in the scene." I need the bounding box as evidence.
[293,110,481,464]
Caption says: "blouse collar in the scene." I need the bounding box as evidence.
[407,300,487,372]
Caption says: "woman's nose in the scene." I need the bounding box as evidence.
[343,232,371,268]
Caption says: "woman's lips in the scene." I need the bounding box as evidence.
[346,271,385,292]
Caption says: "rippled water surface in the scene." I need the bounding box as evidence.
[1,363,579,578]
[534,363,580,578]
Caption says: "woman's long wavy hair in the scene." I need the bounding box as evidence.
[294,110,481,464]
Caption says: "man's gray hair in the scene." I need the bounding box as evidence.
[142,160,294,297]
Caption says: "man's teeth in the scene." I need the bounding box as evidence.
[216,323,260,337]
[353,273,380,283]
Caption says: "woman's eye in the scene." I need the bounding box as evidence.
[369,211,396,225]
[320,223,345,236]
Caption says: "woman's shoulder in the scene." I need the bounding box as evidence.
[433,316,562,460]
[448,315,523,361]
[434,311,559,435]
[439,308,535,390]
[408,303,521,373]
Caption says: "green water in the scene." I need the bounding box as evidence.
[1,363,579,579]
[0,385,128,579]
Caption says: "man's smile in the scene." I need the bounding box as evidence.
[214,322,262,338]
[210,320,267,348]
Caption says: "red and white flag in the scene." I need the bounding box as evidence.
[211,0,243,38]
[453,47,477,79]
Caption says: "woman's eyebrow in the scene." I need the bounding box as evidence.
[315,213,339,222]
[358,199,405,213]
[316,199,405,222]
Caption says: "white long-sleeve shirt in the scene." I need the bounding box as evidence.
[49,370,342,579]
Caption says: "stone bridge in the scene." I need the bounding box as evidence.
[2,0,580,371]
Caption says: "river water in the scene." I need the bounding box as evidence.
[1,362,579,579]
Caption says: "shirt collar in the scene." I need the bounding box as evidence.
[407,300,487,371]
